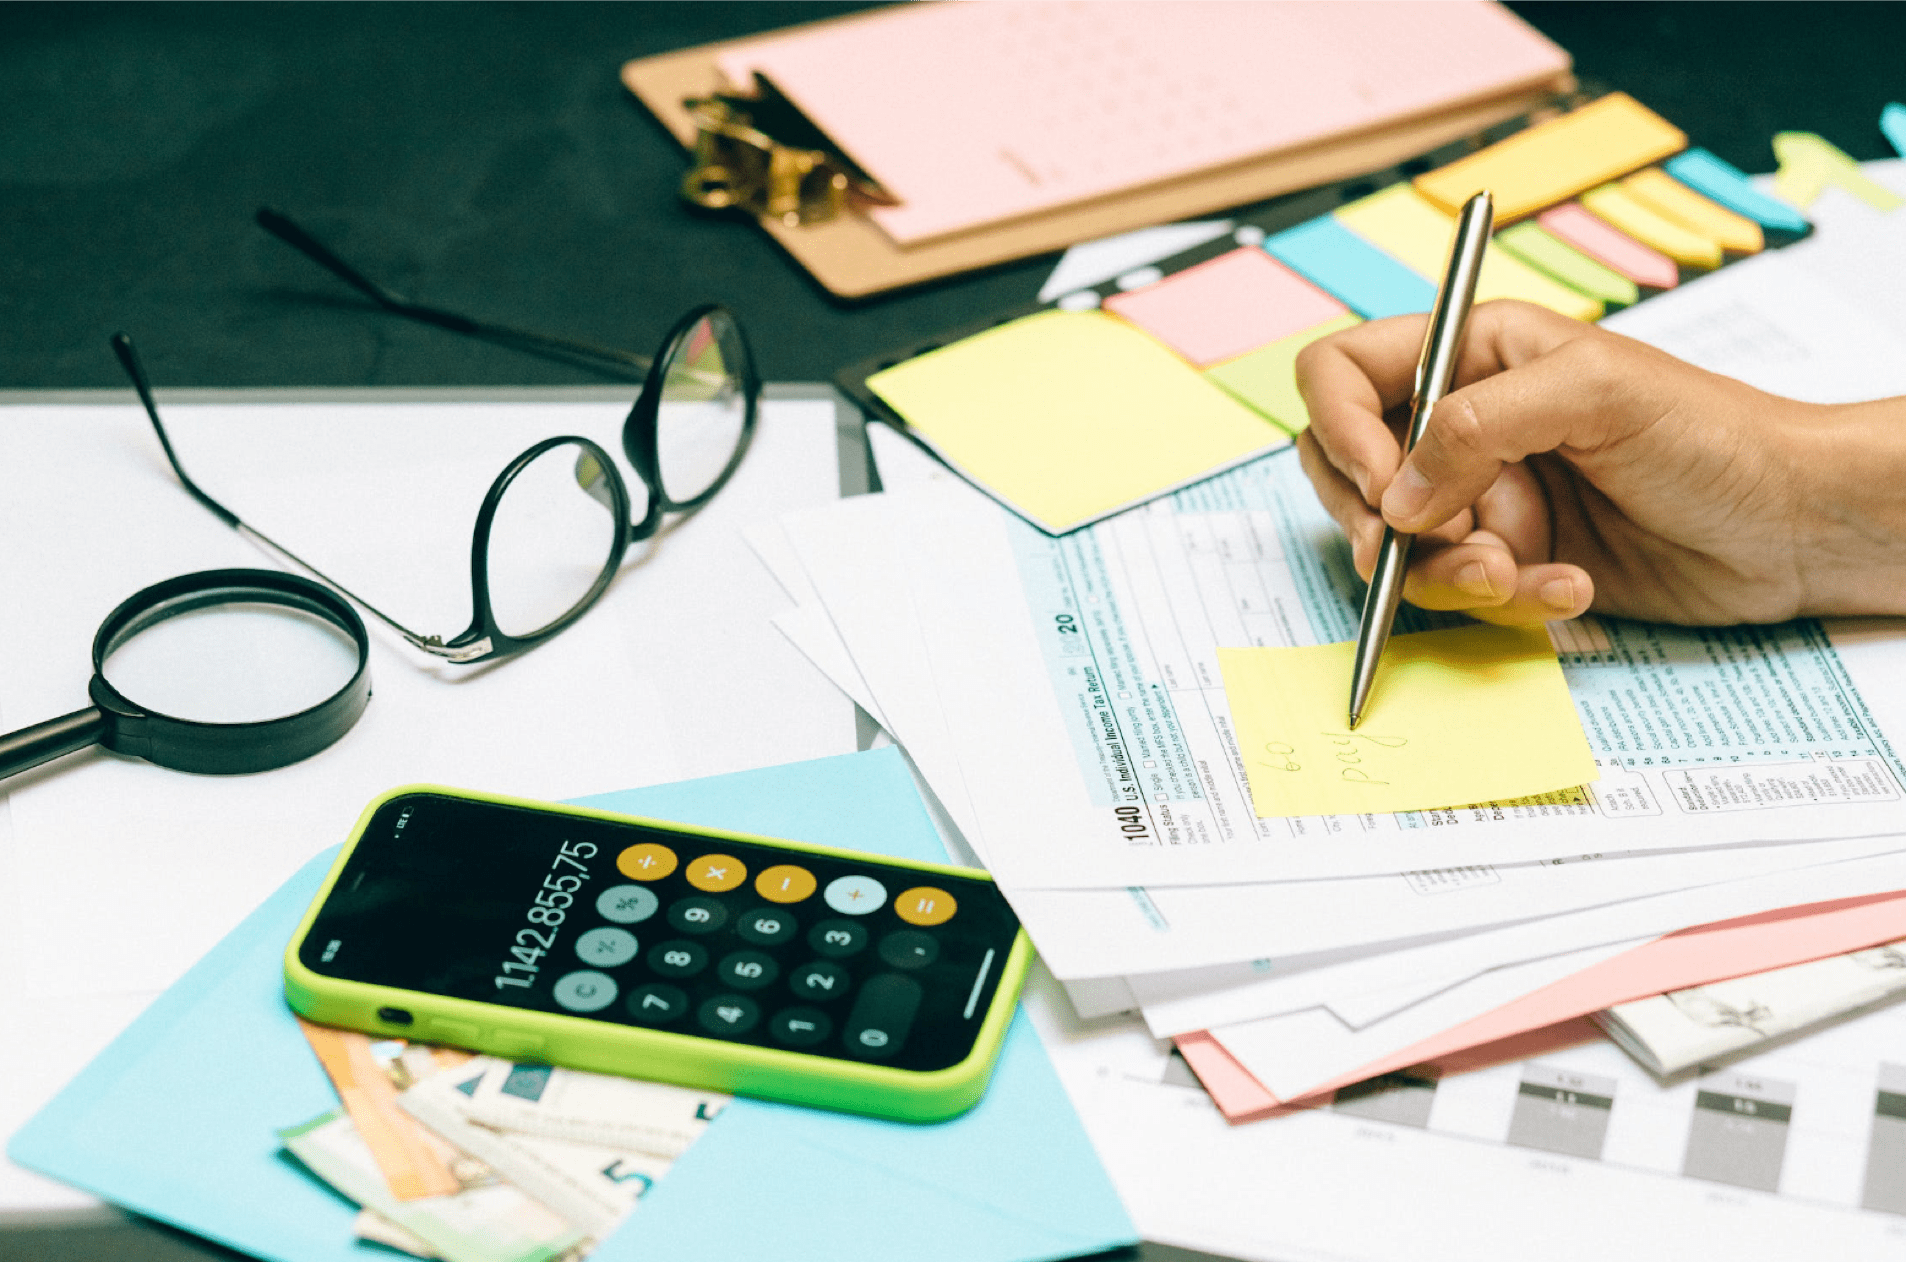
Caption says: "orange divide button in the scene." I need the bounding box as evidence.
[755,864,818,904]
[615,843,679,882]
[686,854,748,892]
[895,887,958,927]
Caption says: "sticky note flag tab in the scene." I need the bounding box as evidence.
[1263,217,1436,319]
[1334,185,1602,321]
[1620,168,1763,254]
[866,310,1288,535]
[1771,131,1904,212]
[1204,312,1362,434]
[1662,149,1811,236]
[1580,184,1722,270]
[1537,203,1679,290]
[1495,222,1639,308]
[1884,104,1906,160]
[1218,623,1598,818]
[1415,93,1687,222]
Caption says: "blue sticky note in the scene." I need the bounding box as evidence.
[10,748,1135,1262]
[1262,217,1436,319]
[1664,148,1812,235]
[1884,103,1906,161]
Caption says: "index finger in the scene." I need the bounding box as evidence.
[1295,301,1595,507]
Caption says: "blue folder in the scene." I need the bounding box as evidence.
[9,748,1135,1262]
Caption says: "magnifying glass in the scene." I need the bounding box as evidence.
[0,569,372,781]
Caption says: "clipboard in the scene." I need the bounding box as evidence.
[620,11,1575,300]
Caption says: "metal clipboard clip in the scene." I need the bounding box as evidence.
[680,72,897,226]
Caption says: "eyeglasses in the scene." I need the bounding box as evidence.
[110,220,760,664]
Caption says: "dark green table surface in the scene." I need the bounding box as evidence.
[2,4,1903,1260]
[4,2,1904,393]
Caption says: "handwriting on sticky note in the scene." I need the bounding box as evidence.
[1218,623,1598,818]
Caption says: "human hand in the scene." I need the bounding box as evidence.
[1293,299,1895,626]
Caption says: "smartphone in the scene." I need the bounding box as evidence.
[285,785,1032,1122]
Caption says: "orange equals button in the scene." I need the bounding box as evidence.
[895,887,957,927]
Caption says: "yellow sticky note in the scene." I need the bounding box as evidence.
[1580,183,1723,269]
[1218,624,1598,818]
[1620,168,1763,254]
[1334,185,1603,321]
[1415,92,1686,222]
[866,310,1288,534]
[1772,132,1905,212]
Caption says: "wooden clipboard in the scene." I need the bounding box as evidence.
[621,28,1574,300]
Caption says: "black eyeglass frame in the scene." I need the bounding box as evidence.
[109,304,761,665]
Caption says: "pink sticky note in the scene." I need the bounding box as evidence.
[1185,887,1906,1123]
[1103,248,1348,367]
[1539,202,1680,289]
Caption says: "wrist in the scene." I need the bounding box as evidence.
[1791,397,1906,617]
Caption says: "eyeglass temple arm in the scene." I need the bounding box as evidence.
[107,331,481,662]
[254,208,652,376]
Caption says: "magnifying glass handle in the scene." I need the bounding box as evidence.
[0,708,105,782]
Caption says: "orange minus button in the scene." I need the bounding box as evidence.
[895,887,957,926]
[755,864,817,903]
[686,854,748,892]
[616,843,678,881]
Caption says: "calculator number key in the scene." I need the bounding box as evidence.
[717,950,780,991]
[668,896,730,935]
[770,1007,833,1048]
[647,939,709,978]
[789,960,851,1001]
[698,994,760,1036]
[807,919,867,958]
[626,983,688,1024]
[842,974,922,1058]
[735,908,798,946]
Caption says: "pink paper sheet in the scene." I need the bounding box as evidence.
[1180,888,1906,1122]
[1103,248,1347,368]
[715,2,1570,245]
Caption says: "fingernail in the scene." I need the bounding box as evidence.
[1457,562,1495,600]
[1349,464,1371,502]
[1383,464,1432,523]
[1541,578,1576,612]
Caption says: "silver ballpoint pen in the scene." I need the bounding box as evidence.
[1346,189,1494,729]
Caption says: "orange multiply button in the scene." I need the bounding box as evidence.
[755,864,817,903]
[686,854,748,892]
[894,886,956,926]
[615,842,679,881]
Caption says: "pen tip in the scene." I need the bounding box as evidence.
[1347,710,1361,731]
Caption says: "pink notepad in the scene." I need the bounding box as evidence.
[715,2,1571,245]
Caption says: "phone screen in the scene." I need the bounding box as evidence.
[298,792,1021,1073]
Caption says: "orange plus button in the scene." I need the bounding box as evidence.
[894,887,957,926]
[686,854,747,892]
[755,864,817,904]
[616,843,678,882]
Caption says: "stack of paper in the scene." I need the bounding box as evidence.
[750,160,1906,1128]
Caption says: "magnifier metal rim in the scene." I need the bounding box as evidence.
[86,568,372,774]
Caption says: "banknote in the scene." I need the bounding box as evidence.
[298,1019,485,1200]
[355,1209,438,1258]
[1600,937,1906,1075]
[280,1109,582,1262]
[405,1056,728,1157]
[400,1069,674,1238]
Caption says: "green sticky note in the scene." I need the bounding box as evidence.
[866,310,1289,534]
[1203,312,1362,434]
[1496,221,1640,308]
[1218,623,1598,818]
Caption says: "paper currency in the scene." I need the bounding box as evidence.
[355,1209,439,1258]
[1600,938,1906,1075]
[298,1019,484,1200]
[407,1056,727,1157]
[280,1109,583,1262]
[399,1076,673,1239]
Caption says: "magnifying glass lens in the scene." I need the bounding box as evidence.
[101,601,364,724]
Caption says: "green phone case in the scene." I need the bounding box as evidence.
[284,784,1034,1122]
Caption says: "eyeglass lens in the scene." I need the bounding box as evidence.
[656,310,750,504]
[485,439,626,640]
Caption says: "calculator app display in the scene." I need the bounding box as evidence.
[298,793,1021,1074]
